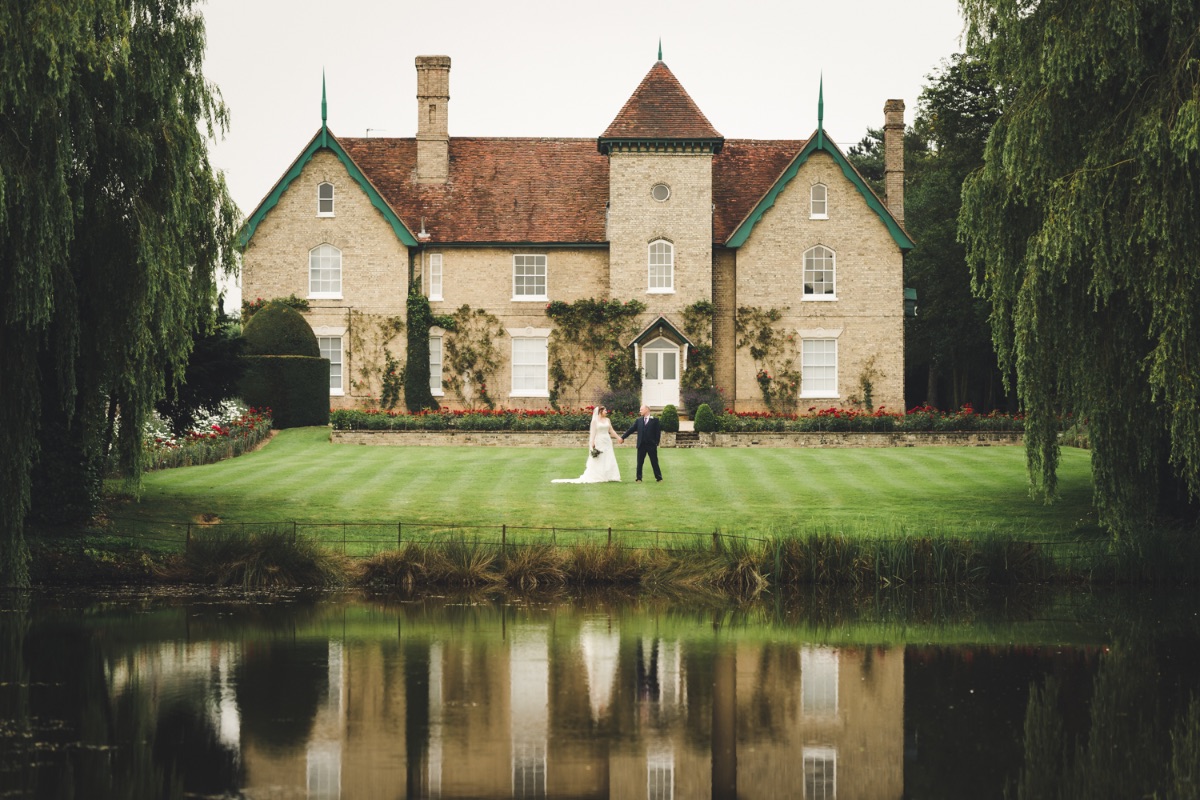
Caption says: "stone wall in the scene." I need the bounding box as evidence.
[331,430,1022,448]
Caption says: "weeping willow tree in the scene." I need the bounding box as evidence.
[959,0,1200,538]
[0,1,237,586]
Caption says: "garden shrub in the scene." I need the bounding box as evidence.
[659,405,679,432]
[241,301,320,356]
[239,302,329,428]
[240,356,329,428]
[694,403,717,432]
[599,388,641,415]
[682,386,725,419]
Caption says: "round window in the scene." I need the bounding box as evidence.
[651,183,671,202]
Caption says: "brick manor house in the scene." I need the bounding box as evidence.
[238,54,913,413]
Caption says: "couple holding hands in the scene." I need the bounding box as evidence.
[551,405,662,485]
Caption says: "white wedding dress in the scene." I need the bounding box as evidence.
[552,419,622,483]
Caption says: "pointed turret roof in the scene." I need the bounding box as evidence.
[598,61,723,153]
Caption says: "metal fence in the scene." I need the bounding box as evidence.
[109,517,764,558]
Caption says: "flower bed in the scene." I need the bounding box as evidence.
[144,404,273,470]
[713,404,1026,433]
[330,405,1024,433]
[331,407,637,432]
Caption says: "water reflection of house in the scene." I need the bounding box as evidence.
[115,622,903,798]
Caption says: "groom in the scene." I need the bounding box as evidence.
[620,405,663,483]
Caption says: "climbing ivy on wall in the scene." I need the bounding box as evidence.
[545,298,646,409]
[442,305,505,409]
[735,305,801,414]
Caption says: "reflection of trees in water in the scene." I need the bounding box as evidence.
[0,609,242,799]
[1014,644,1200,799]
[234,640,329,753]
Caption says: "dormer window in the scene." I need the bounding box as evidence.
[810,184,828,219]
[318,182,334,217]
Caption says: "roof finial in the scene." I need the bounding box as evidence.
[321,69,328,147]
[658,39,662,62]
[817,73,824,149]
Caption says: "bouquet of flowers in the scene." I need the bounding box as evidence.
[590,446,601,458]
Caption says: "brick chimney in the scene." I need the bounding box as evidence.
[883,99,905,224]
[415,55,450,184]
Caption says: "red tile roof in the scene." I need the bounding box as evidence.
[599,61,723,147]
[337,134,807,246]
[340,137,610,244]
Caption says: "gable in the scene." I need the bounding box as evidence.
[723,133,914,251]
[237,129,419,250]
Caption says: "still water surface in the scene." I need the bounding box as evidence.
[2,588,1199,799]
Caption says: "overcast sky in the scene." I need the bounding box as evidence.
[201,0,967,303]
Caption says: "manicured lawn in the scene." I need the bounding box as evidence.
[114,427,1098,547]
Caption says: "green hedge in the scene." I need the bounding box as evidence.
[241,301,320,357]
[240,356,330,429]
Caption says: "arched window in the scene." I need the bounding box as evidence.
[309,244,342,297]
[317,182,334,216]
[810,183,828,219]
[803,245,835,299]
[648,240,674,292]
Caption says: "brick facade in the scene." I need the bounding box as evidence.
[240,57,912,414]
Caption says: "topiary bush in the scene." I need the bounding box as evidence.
[241,301,320,356]
[659,404,679,432]
[238,302,329,428]
[694,403,717,432]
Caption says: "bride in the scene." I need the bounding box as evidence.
[552,406,622,483]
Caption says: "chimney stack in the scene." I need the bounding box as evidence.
[415,55,450,184]
[883,99,905,224]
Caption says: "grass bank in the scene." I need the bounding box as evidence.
[112,426,1098,547]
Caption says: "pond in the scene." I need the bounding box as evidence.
[1,587,1199,799]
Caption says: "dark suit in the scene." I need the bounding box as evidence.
[622,415,662,481]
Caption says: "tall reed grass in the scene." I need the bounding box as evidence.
[174,528,1194,592]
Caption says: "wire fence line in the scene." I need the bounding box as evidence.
[108,517,764,557]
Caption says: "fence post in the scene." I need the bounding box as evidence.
[608,527,612,547]
[713,528,719,551]
[293,520,298,544]
[398,521,402,549]
[186,521,192,554]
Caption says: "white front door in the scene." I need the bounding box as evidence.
[642,338,680,409]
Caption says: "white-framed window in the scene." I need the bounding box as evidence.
[801,339,838,398]
[428,253,443,301]
[429,334,443,396]
[318,335,344,395]
[803,746,837,800]
[317,182,334,216]
[803,245,836,300]
[309,244,342,298]
[647,747,674,800]
[511,337,548,397]
[810,183,828,219]
[513,254,547,301]
[648,240,674,293]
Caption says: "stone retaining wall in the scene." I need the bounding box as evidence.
[331,430,1023,448]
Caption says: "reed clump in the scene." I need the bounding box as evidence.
[182,528,349,589]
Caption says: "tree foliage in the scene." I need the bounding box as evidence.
[907,53,1010,412]
[959,0,1200,536]
[1,1,237,585]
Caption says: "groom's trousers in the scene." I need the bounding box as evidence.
[637,447,662,481]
